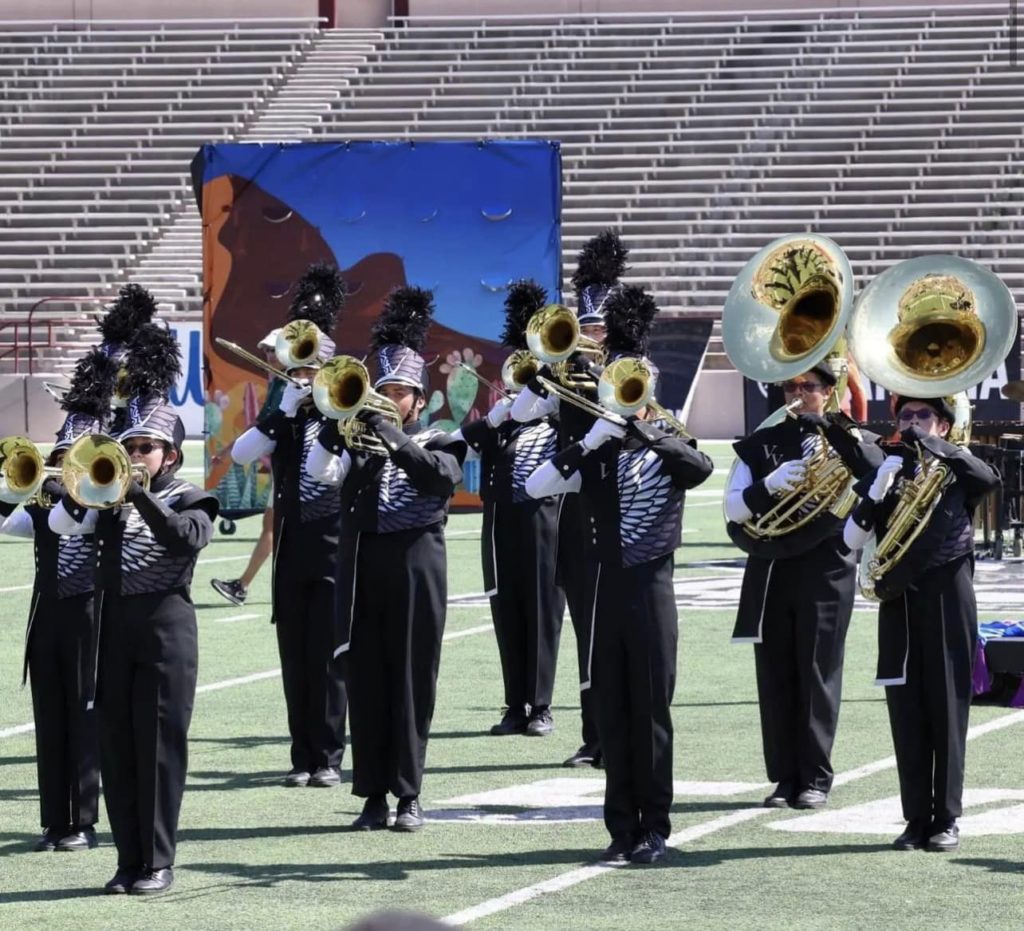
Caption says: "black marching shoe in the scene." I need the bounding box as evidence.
[309,766,342,788]
[525,706,554,737]
[793,788,829,810]
[210,578,247,606]
[490,706,529,736]
[393,796,425,832]
[283,768,311,788]
[56,827,98,851]
[927,820,960,853]
[104,867,140,895]
[763,782,795,809]
[598,836,634,863]
[892,818,930,851]
[34,827,66,852]
[631,831,667,865]
[130,867,174,895]
[352,795,390,831]
[563,744,600,768]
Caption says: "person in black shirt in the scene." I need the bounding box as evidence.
[844,395,998,853]
[454,281,564,737]
[526,286,714,865]
[50,322,218,896]
[306,286,466,832]
[230,265,349,789]
[725,364,883,811]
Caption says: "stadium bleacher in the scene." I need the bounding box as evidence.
[0,4,1020,373]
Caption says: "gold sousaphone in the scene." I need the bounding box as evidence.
[721,234,857,546]
[847,255,1017,600]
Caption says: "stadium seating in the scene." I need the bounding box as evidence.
[0,6,1020,373]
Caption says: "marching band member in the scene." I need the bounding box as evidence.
[725,365,882,811]
[843,396,999,852]
[230,265,349,789]
[454,281,564,737]
[526,286,714,865]
[50,322,219,895]
[0,350,116,853]
[512,230,629,768]
[305,286,466,832]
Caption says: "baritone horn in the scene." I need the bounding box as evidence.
[311,356,402,456]
[721,235,858,545]
[62,434,150,510]
[848,255,1017,600]
[0,436,55,505]
[275,319,322,371]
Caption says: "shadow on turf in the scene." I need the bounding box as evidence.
[678,842,893,867]
[186,769,319,792]
[955,857,1024,874]
[181,846,606,888]
[0,755,34,767]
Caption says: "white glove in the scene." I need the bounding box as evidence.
[581,417,626,451]
[764,459,806,495]
[279,381,311,418]
[868,455,904,502]
[486,396,514,428]
[510,385,559,423]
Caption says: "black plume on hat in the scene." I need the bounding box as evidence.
[61,348,118,419]
[123,323,182,400]
[603,285,659,358]
[501,279,547,350]
[288,262,347,334]
[371,286,435,353]
[571,230,629,295]
[97,283,159,347]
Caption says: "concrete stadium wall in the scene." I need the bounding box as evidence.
[406,0,1003,16]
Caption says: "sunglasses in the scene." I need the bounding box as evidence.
[781,381,825,393]
[123,441,163,456]
[897,409,935,424]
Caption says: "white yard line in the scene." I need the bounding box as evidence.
[214,613,262,624]
[0,617,497,740]
[440,708,1024,927]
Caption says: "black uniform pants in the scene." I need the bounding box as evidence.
[883,557,976,824]
[592,554,677,841]
[752,548,855,793]
[489,500,564,709]
[558,496,600,748]
[27,594,100,830]
[273,568,347,772]
[96,592,197,870]
[347,526,446,799]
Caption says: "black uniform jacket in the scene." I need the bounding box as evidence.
[317,419,466,655]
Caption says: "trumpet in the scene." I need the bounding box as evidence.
[526,304,606,390]
[311,355,403,456]
[0,437,61,506]
[62,434,150,509]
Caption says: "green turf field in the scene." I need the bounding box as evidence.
[1,441,1022,929]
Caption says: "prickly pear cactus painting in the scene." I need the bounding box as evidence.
[422,348,483,431]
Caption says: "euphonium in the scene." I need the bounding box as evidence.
[722,235,857,545]
[525,304,606,389]
[275,319,322,371]
[311,355,402,456]
[62,434,150,510]
[849,256,1017,599]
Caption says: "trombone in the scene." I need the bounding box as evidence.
[537,356,693,440]
[311,355,403,456]
[215,319,327,388]
[456,349,542,401]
